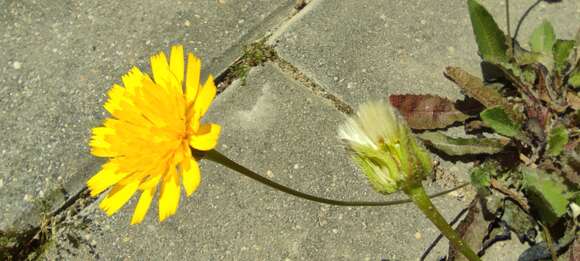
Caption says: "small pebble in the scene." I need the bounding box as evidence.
[266,170,274,178]
[184,20,191,27]
[414,232,422,240]
[293,164,300,169]
[13,61,21,69]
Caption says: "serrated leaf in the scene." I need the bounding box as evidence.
[553,39,575,72]
[467,0,508,63]
[418,131,507,156]
[388,94,470,130]
[445,67,510,109]
[546,125,569,156]
[522,167,572,224]
[502,200,536,239]
[529,20,555,55]
[569,72,580,88]
[480,106,521,137]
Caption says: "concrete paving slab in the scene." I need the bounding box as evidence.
[41,63,469,260]
[273,0,580,106]
[0,0,296,231]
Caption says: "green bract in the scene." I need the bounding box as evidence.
[338,101,432,194]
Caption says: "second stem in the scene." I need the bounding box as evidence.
[403,183,480,261]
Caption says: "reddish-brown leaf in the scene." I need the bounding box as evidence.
[389,94,470,130]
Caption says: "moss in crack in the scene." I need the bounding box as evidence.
[0,189,94,260]
[0,221,50,261]
[220,38,276,89]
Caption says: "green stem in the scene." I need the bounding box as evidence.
[403,183,480,261]
[540,222,557,261]
[204,149,468,207]
[506,0,513,58]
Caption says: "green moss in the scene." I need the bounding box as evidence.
[228,39,277,86]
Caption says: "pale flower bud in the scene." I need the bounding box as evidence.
[338,100,432,194]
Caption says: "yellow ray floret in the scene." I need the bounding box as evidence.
[87,45,221,224]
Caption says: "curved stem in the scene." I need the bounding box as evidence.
[204,149,468,207]
[513,0,542,41]
[403,183,480,261]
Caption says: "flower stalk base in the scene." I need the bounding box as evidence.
[403,183,480,261]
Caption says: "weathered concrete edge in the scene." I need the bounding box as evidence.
[1,0,299,235]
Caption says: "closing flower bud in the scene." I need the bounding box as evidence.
[338,100,432,194]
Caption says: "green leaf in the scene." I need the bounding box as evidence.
[502,200,536,238]
[569,72,580,88]
[522,167,572,224]
[480,106,521,137]
[547,125,569,156]
[513,48,543,66]
[529,20,556,55]
[467,0,508,63]
[553,39,575,72]
[469,164,493,189]
[576,28,580,49]
[418,131,507,156]
[521,67,537,85]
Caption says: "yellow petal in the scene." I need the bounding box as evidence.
[150,51,170,85]
[169,45,185,84]
[181,158,201,196]
[90,127,116,157]
[189,110,201,133]
[87,162,126,197]
[139,175,162,190]
[193,75,216,117]
[99,178,140,216]
[103,84,125,114]
[190,123,221,151]
[158,168,180,222]
[121,67,145,94]
[185,53,201,106]
[131,186,156,225]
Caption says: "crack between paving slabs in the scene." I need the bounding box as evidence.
[0,2,329,259]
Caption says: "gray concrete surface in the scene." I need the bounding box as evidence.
[273,0,580,107]
[3,0,578,259]
[41,63,467,260]
[0,0,295,232]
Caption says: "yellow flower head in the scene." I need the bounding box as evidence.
[88,45,220,224]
